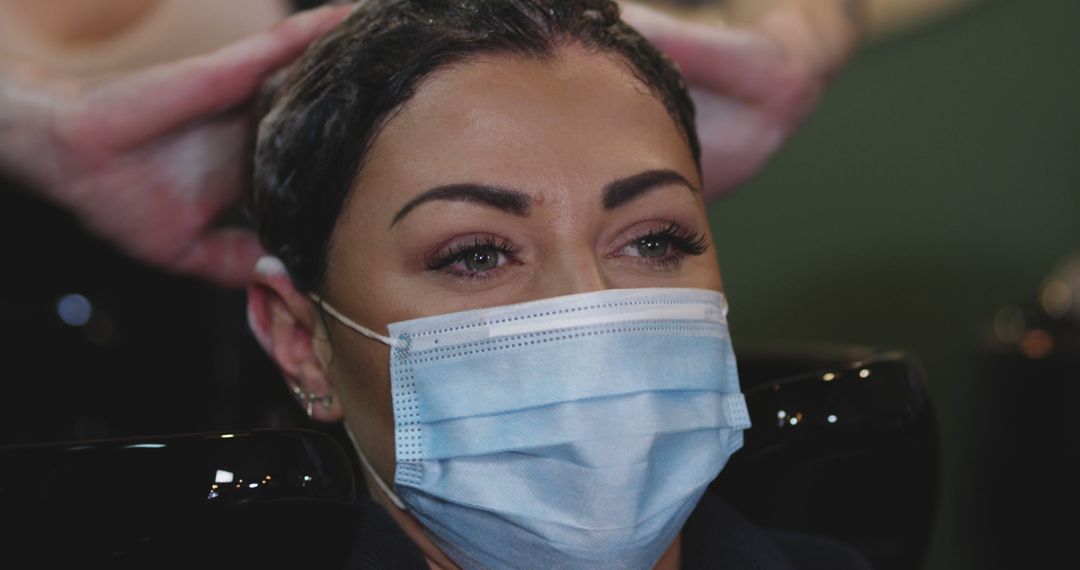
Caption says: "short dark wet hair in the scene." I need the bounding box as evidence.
[250,0,700,292]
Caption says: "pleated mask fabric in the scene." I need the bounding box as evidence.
[316,287,751,570]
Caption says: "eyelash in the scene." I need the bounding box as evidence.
[619,222,709,271]
[424,222,708,279]
[425,234,521,280]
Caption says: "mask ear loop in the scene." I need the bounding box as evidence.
[310,294,406,510]
[309,294,400,348]
[345,424,407,511]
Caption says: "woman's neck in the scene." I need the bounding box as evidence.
[655,534,683,570]
[365,479,459,569]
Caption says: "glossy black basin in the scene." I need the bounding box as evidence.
[715,348,939,570]
[1,349,938,570]
[0,429,357,568]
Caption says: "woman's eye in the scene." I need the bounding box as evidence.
[612,222,709,271]
[462,247,501,272]
[426,236,520,279]
[633,236,671,258]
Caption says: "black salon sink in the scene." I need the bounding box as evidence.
[0,348,938,570]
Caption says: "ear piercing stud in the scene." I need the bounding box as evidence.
[290,384,334,417]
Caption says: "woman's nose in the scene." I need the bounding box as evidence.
[533,252,612,299]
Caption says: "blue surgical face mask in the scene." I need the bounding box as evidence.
[312,287,751,570]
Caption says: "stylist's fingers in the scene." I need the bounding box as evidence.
[172,228,267,288]
[72,4,352,151]
[755,1,863,79]
[692,88,784,200]
[621,1,859,104]
[620,3,782,102]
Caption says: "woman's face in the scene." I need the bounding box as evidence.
[313,45,722,488]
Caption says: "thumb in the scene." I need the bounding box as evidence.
[621,2,789,103]
[81,4,353,151]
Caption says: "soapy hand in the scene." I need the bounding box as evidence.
[0,5,352,287]
[1,1,860,287]
[622,1,863,200]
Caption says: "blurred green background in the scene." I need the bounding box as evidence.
[708,0,1079,567]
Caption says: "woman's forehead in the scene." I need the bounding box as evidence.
[356,46,700,204]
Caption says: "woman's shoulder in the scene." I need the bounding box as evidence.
[682,490,874,570]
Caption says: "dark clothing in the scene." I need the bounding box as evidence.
[682,491,873,570]
[345,491,873,570]
[343,497,431,570]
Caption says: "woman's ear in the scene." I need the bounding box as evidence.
[247,256,343,422]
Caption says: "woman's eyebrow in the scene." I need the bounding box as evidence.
[602,169,698,210]
[391,184,533,227]
[390,169,694,227]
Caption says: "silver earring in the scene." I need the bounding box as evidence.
[305,392,333,417]
[291,383,306,401]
